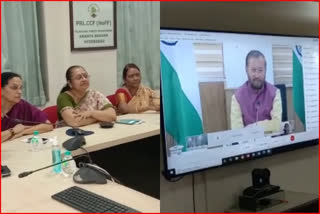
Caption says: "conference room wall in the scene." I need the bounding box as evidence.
[38,2,117,107]
[160,2,319,212]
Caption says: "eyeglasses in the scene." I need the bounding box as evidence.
[72,73,90,81]
[8,85,23,91]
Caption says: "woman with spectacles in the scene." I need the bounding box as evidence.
[1,72,53,142]
[57,65,116,127]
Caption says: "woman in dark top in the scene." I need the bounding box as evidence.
[1,72,53,142]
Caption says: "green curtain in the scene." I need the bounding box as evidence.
[116,2,160,89]
[1,2,46,106]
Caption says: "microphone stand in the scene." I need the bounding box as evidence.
[13,117,109,183]
[79,147,93,164]
[11,118,60,128]
[18,153,88,178]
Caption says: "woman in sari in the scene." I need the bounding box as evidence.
[57,65,116,127]
[115,63,160,114]
[1,72,53,142]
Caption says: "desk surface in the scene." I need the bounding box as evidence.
[13,112,159,155]
[1,112,160,213]
[72,112,160,155]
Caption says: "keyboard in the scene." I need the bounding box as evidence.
[52,186,140,213]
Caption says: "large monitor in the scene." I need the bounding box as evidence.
[160,28,319,178]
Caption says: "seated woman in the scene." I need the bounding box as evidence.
[57,65,116,127]
[115,63,160,114]
[1,72,53,143]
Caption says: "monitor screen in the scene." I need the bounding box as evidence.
[160,29,319,178]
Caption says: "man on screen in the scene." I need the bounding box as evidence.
[230,50,282,133]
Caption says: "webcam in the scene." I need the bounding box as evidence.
[252,168,270,188]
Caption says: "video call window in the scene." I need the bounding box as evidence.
[160,29,319,176]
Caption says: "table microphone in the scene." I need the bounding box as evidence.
[18,142,93,178]
[9,118,63,129]
[12,118,45,124]
[15,118,92,137]
[18,156,82,178]
[18,152,107,184]
[10,118,87,137]
[10,117,88,151]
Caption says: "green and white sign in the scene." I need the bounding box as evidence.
[70,2,116,50]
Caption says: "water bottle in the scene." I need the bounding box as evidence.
[51,137,62,173]
[31,131,43,152]
[61,150,77,177]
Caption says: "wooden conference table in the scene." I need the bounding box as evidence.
[1,112,160,213]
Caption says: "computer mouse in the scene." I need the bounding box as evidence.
[99,122,114,128]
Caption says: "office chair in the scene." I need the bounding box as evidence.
[107,94,117,106]
[43,105,58,124]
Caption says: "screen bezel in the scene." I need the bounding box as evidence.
[160,27,319,179]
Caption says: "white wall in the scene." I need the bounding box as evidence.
[39,2,117,107]
[160,2,319,212]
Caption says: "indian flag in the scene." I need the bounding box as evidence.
[292,45,305,126]
[161,40,204,152]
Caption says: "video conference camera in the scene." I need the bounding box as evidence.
[239,168,282,211]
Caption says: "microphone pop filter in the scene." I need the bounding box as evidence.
[18,171,33,178]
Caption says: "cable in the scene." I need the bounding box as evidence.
[161,170,184,182]
[110,176,121,184]
[104,169,121,184]
[79,147,93,163]
[166,175,184,182]
[76,148,121,184]
[84,163,118,183]
[78,162,121,184]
